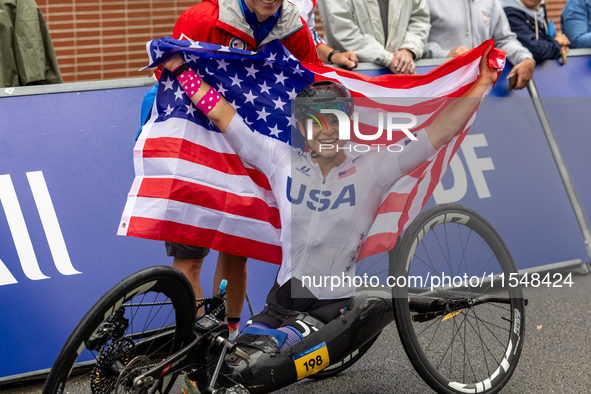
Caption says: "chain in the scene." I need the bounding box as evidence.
[122,298,212,307]
[126,361,159,374]
[209,299,227,318]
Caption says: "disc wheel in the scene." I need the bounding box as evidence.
[391,204,525,394]
[43,266,196,394]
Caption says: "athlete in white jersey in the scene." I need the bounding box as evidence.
[222,83,435,299]
[161,49,499,343]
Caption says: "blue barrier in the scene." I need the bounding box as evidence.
[522,54,591,250]
[530,55,591,97]
[539,96,591,241]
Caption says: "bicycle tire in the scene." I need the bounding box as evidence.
[308,331,381,379]
[43,266,196,394]
[391,204,525,394]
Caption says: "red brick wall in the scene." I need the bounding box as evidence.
[546,0,568,32]
[36,0,196,82]
[36,0,570,83]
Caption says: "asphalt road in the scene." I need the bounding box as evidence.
[3,273,590,394]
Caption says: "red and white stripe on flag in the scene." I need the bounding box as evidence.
[118,114,283,264]
[118,39,504,265]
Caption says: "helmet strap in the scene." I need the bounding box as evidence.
[306,140,339,160]
[299,120,339,160]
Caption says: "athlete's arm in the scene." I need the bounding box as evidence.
[425,46,499,150]
[162,53,236,133]
[161,53,289,177]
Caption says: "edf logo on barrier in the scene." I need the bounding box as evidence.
[0,171,81,286]
[433,134,495,203]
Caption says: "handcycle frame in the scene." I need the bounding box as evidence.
[43,203,526,394]
[127,285,394,394]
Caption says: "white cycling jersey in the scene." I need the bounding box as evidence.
[224,113,436,299]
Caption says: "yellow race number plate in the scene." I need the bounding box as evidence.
[293,341,330,380]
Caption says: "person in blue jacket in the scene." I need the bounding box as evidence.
[501,0,570,62]
[562,0,591,48]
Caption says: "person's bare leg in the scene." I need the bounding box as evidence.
[172,257,204,312]
[213,252,248,337]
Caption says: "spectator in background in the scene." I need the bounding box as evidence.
[562,0,591,48]
[291,0,359,68]
[0,0,62,88]
[501,0,570,63]
[424,0,535,89]
[317,0,430,75]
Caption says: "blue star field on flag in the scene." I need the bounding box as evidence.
[144,37,316,145]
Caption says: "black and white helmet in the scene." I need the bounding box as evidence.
[294,81,354,122]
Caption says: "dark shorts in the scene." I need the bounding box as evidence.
[259,279,353,325]
[165,241,210,259]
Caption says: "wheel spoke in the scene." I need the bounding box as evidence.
[469,309,510,349]
[436,310,468,369]
[466,310,511,333]
[445,224,452,276]
[431,226,454,274]
[419,241,444,278]
[415,314,443,339]
[474,253,500,292]
[465,308,499,368]
[471,238,486,278]
[481,301,511,312]
[357,252,388,276]
[457,225,472,279]
[452,311,477,384]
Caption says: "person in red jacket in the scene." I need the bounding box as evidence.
[173,0,321,64]
[161,0,322,361]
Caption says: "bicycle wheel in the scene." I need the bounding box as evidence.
[308,331,381,379]
[391,204,525,394]
[43,266,196,394]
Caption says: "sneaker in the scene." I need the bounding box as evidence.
[182,373,201,394]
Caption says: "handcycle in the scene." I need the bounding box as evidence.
[43,204,526,394]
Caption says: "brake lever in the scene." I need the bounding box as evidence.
[215,336,251,362]
[231,346,251,362]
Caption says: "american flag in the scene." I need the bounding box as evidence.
[118,37,505,264]
[338,167,357,180]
